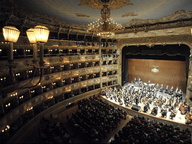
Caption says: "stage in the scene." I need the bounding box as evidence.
[102,82,188,125]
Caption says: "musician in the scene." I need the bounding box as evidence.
[179,101,189,115]
[151,106,158,116]
[169,86,174,95]
[155,83,160,89]
[133,78,137,84]
[137,77,141,82]
[143,102,150,113]
[168,98,174,106]
[170,109,177,119]
[185,110,192,124]
[161,107,167,118]
[174,98,180,108]
[159,84,164,92]
[177,89,183,100]
[169,105,174,112]
[165,85,169,94]
[135,95,139,105]
[114,87,117,92]
[118,98,123,105]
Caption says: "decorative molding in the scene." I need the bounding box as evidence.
[122,12,138,17]
[75,13,90,18]
[116,27,191,40]
[1,2,192,35]
[0,4,89,34]
[119,35,192,48]
[124,10,192,27]
[79,0,133,10]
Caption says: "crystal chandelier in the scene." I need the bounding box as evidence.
[88,5,124,37]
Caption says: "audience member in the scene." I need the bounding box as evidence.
[110,116,191,144]
[69,97,127,143]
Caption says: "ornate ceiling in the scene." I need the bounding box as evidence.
[14,0,192,25]
[0,0,192,34]
[79,0,133,10]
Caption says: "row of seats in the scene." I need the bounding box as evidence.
[37,117,73,144]
[0,87,101,143]
[69,97,127,143]
[110,116,191,144]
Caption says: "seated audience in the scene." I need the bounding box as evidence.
[37,117,73,144]
[69,97,127,143]
[110,116,191,144]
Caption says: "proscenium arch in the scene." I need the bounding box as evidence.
[118,39,192,103]
[121,44,190,86]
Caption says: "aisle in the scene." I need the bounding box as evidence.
[104,115,132,143]
[58,105,78,123]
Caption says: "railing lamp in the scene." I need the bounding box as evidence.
[33,25,50,67]
[26,28,38,64]
[2,26,20,83]
[2,26,20,62]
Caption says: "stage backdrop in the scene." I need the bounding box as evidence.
[127,59,186,92]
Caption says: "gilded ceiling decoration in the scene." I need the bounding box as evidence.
[1,0,192,35]
[75,13,90,18]
[121,12,138,17]
[124,10,192,27]
[79,0,133,10]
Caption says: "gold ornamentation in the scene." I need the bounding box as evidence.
[75,13,90,17]
[79,0,133,10]
[121,12,138,17]
[119,35,191,48]
[124,10,192,27]
[88,5,124,37]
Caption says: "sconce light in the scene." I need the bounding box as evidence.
[33,25,49,43]
[26,28,38,64]
[27,25,50,67]
[24,25,49,88]
[1,25,49,91]
[2,26,20,61]
[2,26,20,43]
[2,26,20,83]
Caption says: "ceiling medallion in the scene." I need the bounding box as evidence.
[79,0,133,10]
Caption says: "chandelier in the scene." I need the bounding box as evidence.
[88,5,124,37]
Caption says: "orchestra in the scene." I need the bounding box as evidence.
[102,77,192,125]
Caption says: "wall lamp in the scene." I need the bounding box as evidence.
[2,26,20,83]
[2,25,49,88]
[26,25,50,68]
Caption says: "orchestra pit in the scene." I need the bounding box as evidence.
[0,0,192,143]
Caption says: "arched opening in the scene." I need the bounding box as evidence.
[122,44,190,92]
